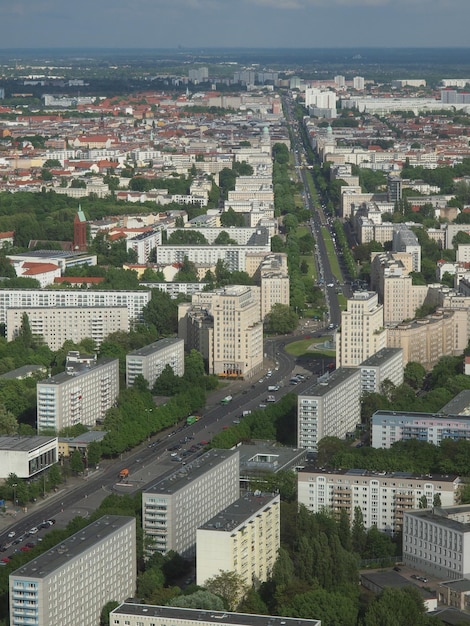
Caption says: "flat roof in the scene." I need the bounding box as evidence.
[361,571,435,599]
[440,390,470,416]
[238,443,306,474]
[299,466,459,483]
[405,506,470,532]
[360,347,402,367]
[372,410,470,423]
[0,365,46,380]
[111,604,320,626]
[39,357,118,385]
[127,337,183,358]
[300,367,360,398]
[11,515,134,579]
[439,579,470,592]
[144,449,239,496]
[0,435,56,452]
[200,493,278,532]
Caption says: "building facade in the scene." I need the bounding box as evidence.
[359,347,404,394]
[196,493,280,587]
[403,506,470,580]
[126,338,184,388]
[0,436,57,479]
[298,467,459,534]
[37,358,119,432]
[338,291,387,368]
[9,515,136,626]
[142,449,239,557]
[372,410,470,448]
[297,368,362,451]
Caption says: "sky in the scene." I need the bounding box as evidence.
[0,0,469,49]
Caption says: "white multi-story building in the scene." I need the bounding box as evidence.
[110,605,321,626]
[126,229,162,264]
[0,289,150,327]
[37,358,119,432]
[196,493,280,587]
[372,410,470,448]
[259,253,290,319]
[298,468,459,534]
[353,76,365,90]
[338,291,387,368]
[305,87,337,117]
[179,286,263,379]
[142,449,239,557]
[126,338,184,388]
[403,506,470,580]
[359,347,404,394]
[297,368,362,451]
[9,515,136,626]
[7,306,129,350]
[0,436,57,479]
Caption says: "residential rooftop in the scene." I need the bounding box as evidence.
[360,347,403,367]
[200,492,278,533]
[127,337,183,358]
[11,515,134,579]
[299,466,459,483]
[0,435,56,452]
[40,357,118,385]
[300,367,360,397]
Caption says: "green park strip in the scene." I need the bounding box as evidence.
[321,227,342,281]
[285,337,336,358]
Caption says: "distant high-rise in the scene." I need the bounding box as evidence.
[353,76,365,90]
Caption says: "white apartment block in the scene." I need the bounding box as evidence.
[37,358,119,432]
[9,515,136,626]
[126,337,184,388]
[155,241,270,273]
[165,226,267,246]
[7,306,129,350]
[359,347,404,394]
[179,286,263,379]
[0,435,58,479]
[298,468,459,534]
[297,368,362,451]
[259,254,290,319]
[353,76,365,90]
[142,449,239,557]
[0,289,150,327]
[338,291,387,368]
[372,410,470,448]
[126,229,162,264]
[403,506,470,580]
[196,493,280,587]
[110,605,321,626]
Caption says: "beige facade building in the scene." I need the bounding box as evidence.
[196,493,280,587]
[7,306,128,350]
[338,291,387,368]
[297,368,362,451]
[298,468,459,534]
[126,337,184,387]
[259,253,290,319]
[178,286,263,379]
[142,449,239,557]
[386,309,467,369]
[37,358,119,432]
[9,515,136,626]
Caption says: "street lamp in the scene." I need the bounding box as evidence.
[12,483,17,508]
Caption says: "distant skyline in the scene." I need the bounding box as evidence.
[1,0,470,50]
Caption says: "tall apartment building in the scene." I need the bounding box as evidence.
[9,515,136,626]
[259,253,290,319]
[126,338,184,387]
[392,226,421,272]
[298,468,459,534]
[359,347,404,394]
[353,76,365,90]
[37,358,119,432]
[142,449,239,557]
[403,506,470,580]
[110,605,321,626]
[372,410,470,448]
[7,306,128,350]
[338,291,387,368]
[387,309,466,369]
[178,286,263,379]
[387,175,403,203]
[196,493,280,587]
[297,368,362,451]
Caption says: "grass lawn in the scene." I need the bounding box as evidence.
[300,254,317,281]
[285,337,336,358]
[321,227,342,281]
[337,293,347,310]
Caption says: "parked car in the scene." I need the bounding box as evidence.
[7,531,15,539]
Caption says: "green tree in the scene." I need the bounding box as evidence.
[153,365,182,396]
[351,506,367,554]
[0,405,19,434]
[170,591,225,610]
[363,587,430,626]
[265,304,299,333]
[100,601,120,626]
[70,449,85,475]
[174,256,199,282]
[404,362,426,389]
[204,570,248,611]
[214,231,238,245]
[220,208,245,227]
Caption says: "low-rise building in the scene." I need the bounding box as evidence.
[0,435,57,479]
[403,506,470,580]
[126,337,184,388]
[9,515,136,626]
[196,493,280,587]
